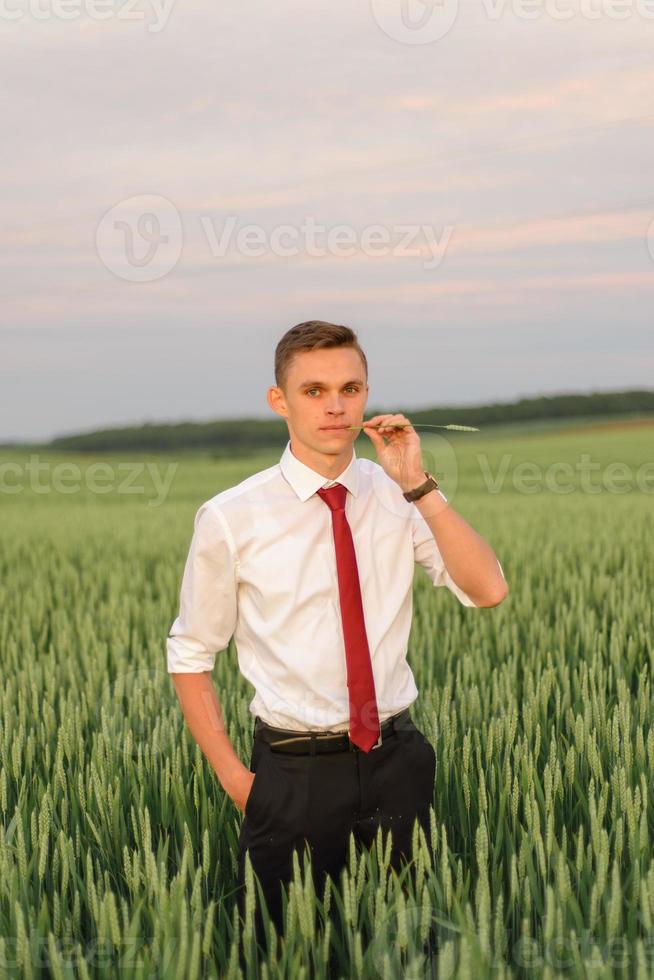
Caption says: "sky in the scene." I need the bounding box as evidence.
[2,0,653,442]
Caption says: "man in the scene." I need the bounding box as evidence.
[167,320,508,942]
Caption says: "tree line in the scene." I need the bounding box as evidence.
[25,388,654,453]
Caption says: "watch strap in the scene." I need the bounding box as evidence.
[402,471,440,502]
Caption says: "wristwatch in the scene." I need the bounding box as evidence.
[402,470,440,502]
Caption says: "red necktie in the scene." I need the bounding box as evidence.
[316,483,381,752]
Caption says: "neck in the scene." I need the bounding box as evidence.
[289,436,354,480]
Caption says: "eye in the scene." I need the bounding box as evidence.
[306,386,359,395]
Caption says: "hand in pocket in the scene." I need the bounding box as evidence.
[230,766,257,815]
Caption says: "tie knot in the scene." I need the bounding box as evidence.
[316,483,347,511]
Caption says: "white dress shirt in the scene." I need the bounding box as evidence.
[167,439,504,732]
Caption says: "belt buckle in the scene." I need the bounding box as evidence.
[269,735,310,749]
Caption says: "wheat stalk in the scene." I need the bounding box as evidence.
[345,423,479,432]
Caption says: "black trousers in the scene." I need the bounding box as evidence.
[235,711,436,943]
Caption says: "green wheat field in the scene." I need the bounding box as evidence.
[1,420,653,978]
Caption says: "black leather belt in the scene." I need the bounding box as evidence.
[253,707,413,755]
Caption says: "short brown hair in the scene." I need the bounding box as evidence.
[274,320,368,393]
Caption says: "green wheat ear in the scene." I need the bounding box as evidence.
[345,423,480,432]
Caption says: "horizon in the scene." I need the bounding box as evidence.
[3,383,651,446]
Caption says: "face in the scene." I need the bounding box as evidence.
[267,347,369,463]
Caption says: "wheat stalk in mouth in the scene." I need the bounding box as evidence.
[345,423,479,432]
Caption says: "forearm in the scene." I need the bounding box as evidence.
[405,478,508,607]
[170,672,246,793]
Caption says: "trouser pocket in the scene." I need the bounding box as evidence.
[244,739,268,820]
[396,718,437,784]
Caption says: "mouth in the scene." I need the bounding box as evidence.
[320,425,350,431]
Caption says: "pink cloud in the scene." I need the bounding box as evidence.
[422,208,652,255]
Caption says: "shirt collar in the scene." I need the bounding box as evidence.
[279,439,360,501]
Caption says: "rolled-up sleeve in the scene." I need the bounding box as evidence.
[411,494,505,608]
[167,502,238,672]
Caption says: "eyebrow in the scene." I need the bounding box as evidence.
[298,379,366,389]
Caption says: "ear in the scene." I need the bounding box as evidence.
[267,386,286,418]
